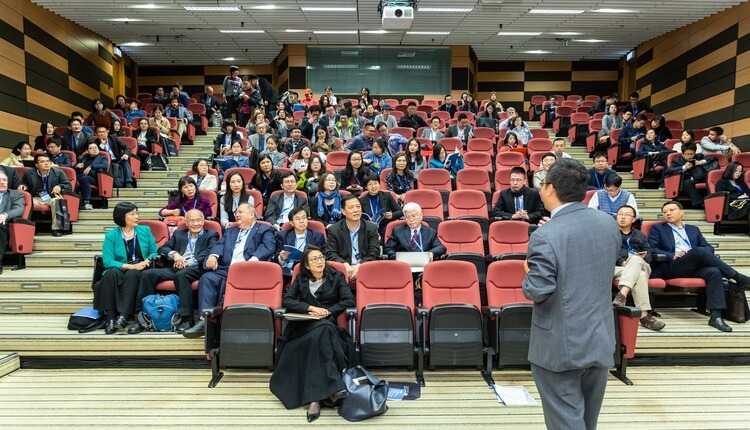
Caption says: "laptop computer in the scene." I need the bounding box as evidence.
[395,252,431,273]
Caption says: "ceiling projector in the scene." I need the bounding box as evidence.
[381,4,414,29]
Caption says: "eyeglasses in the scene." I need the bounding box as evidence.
[509,178,525,183]
[292,216,308,222]
[186,218,202,224]
[309,255,325,263]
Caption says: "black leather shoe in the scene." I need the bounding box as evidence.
[114,315,128,330]
[176,319,194,334]
[709,317,732,332]
[105,320,116,334]
[127,322,146,334]
[182,320,205,338]
[51,230,64,237]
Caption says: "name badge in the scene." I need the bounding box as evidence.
[39,192,52,202]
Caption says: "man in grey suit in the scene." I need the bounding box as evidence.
[523,158,621,430]
[0,170,26,273]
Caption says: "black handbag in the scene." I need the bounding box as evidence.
[337,365,388,422]
[722,280,750,323]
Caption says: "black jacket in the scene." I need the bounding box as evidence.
[491,187,546,224]
[617,228,652,266]
[325,219,381,265]
[159,228,220,267]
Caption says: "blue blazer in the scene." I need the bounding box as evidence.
[274,228,326,260]
[383,224,446,260]
[102,225,158,271]
[206,223,276,268]
[647,222,713,278]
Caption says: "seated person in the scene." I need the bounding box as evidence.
[133,118,158,160]
[75,142,109,211]
[269,246,355,422]
[445,113,474,148]
[664,143,716,209]
[217,141,253,182]
[384,202,445,261]
[437,94,457,117]
[20,153,72,237]
[672,129,702,154]
[533,152,556,191]
[259,136,287,168]
[183,203,275,338]
[552,137,572,159]
[499,132,522,152]
[716,163,750,231]
[429,143,462,179]
[213,119,242,156]
[491,167,545,224]
[587,174,639,218]
[34,121,58,152]
[93,202,158,334]
[612,205,664,331]
[312,126,341,155]
[398,102,428,131]
[86,98,120,132]
[331,109,361,141]
[266,172,309,230]
[622,91,652,116]
[0,170,25,273]
[297,155,326,196]
[340,151,371,196]
[360,174,402,238]
[190,158,218,191]
[362,140,392,176]
[617,114,647,159]
[373,104,398,130]
[148,106,172,143]
[248,122,272,153]
[252,155,283,206]
[158,176,213,220]
[375,122,408,155]
[324,194,381,280]
[542,95,558,127]
[650,115,673,143]
[129,209,219,334]
[93,125,134,188]
[701,126,741,159]
[344,123,376,152]
[509,116,532,146]
[420,117,445,143]
[282,127,307,156]
[598,103,623,147]
[123,101,146,124]
[498,107,520,129]
[290,145,313,173]
[309,173,344,227]
[46,137,72,168]
[405,139,427,178]
[636,129,672,171]
[477,103,499,129]
[219,171,254,230]
[588,152,617,190]
[649,201,750,332]
[275,206,326,277]
[386,152,416,201]
[164,96,193,142]
[1,141,33,167]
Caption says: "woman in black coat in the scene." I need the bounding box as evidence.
[716,162,750,222]
[269,246,356,422]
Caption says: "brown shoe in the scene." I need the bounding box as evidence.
[612,292,627,307]
[640,314,666,331]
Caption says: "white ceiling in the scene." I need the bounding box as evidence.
[31,0,745,65]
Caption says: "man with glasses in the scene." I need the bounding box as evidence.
[275,206,326,279]
[384,202,445,261]
[184,203,275,337]
[129,209,219,334]
[325,194,380,280]
[587,152,617,190]
[345,123,376,152]
[523,159,621,430]
[20,153,72,237]
[265,172,308,231]
[491,166,546,224]
[612,205,664,331]
[587,174,638,218]
[0,170,25,274]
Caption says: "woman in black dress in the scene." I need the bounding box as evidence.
[716,162,750,225]
[269,246,356,422]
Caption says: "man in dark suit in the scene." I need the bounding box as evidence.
[300,105,323,141]
[275,206,326,277]
[664,142,716,209]
[46,137,73,168]
[129,209,219,334]
[588,92,617,117]
[21,153,72,237]
[93,125,135,188]
[587,152,617,190]
[325,194,381,280]
[184,203,275,337]
[398,102,428,131]
[0,169,26,272]
[384,202,445,260]
[491,167,546,224]
[445,113,474,149]
[265,172,308,230]
[523,159,621,429]
[649,201,750,332]
[437,95,457,117]
[200,86,221,124]
[622,91,652,116]
[63,117,94,153]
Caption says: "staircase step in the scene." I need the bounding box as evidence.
[34,234,106,252]
[0,268,92,292]
[25,252,99,268]
[77,207,160,221]
[0,292,91,314]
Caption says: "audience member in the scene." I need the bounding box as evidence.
[86,98,119,132]
[159,176,212,220]
[164,96,194,142]
[405,138,427,177]
[588,92,618,116]
[290,146,313,173]
[248,122,272,153]
[429,143,462,179]
[491,166,545,224]
[618,114,647,158]
[701,126,741,159]
[46,137,72,168]
[312,125,341,155]
[362,140,392,176]
[533,152,556,191]
[123,101,146,124]
[275,206,326,277]
[0,170,25,273]
[374,104,398,130]
[324,194,380,280]
[20,153,72,236]
[509,116,532,146]
[1,141,33,167]
[437,94,457,117]
[715,162,750,231]
[331,109,360,141]
[93,125,134,188]
[446,113,474,149]
[190,159,218,191]
[664,142,716,209]
[259,136,287,168]
[133,118,158,160]
[34,122,57,152]
[309,173,343,227]
[266,172,308,230]
[384,202,445,261]
[153,87,170,107]
[300,105,323,140]
[340,151,371,196]
[375,122,409,155]
[282,126,307,156]
[252,154,282,205]
[360,174,402,238]
[650,115,673,143]
[588,152,617,190]
[598,103,623,147]
[421,117,445,143]
[236,75,263,127]
[587,174,639,218]
[221,66,242,118]
[75,141,108,210]
[671,130,702,154]
[219,171,254,230]
[622,92,652,116]
[63,117,93,153]
[386,152,415,201]
[541,95,558,128]
[200,86,222,126]
[552,138,572,159]
[398,102,428,131]
[459,93,478,114]
[297,155,326,195]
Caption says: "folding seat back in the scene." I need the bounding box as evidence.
[437,219,487,301]
[612,306,642,385]
[391,127,415,139]
[586,120,603,152]
[467,137,494,153]
[119,137,142,179]
[205,262,283,387]
[526,138,553,154]
[552,106,574,137]
[417,168,452,192]
[473,127,496,141]
[463,152,493,174]
[355,260,416,368]
[324,151,349,173]
[568,112,590,146]
[7,191,35,268]
[566,95,582,102]
[593,112,606,121]
[447,189,489,226]
[455,168,491,193]
[391,111,404,122]
[663,152,688,199]
[664,138,680,151]
[494,167,522,192]
[431,111,451,122]
[529,128,549,139]
[139,219,169,247]
[488,221,529,260]
[585,95,601,102]
[383,98,399,106]
[403,189,443,229]
[529,95,546,120]
[437,137,463,153]
[223,167,256,187]
[199,189,219,218]
[582,189,597,206]
[561,101,578,108]
[422,99,439,108]
[528,151,545,173]
[281,219,327,239]
[401,98,419,105]
[495,151,525,170]
[704,169,737,233]
[486,260,530,306]
[420,260,484,369]
[417,105,433,115]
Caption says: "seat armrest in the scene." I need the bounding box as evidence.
[614,305,641,318]
[203,305,224,319]
[345,307,357,319]
[274,307,286,318]
[482,306,501,318]
[651,253,668,262]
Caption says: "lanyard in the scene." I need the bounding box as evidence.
[669,225,691,248]
[350,228,360,259]
[594,172,604,189]
[353,172,361,186]
[607,192,623,214]
[196,176,203,188]
[182,197,198,214]
[261,175,272,196]
[624,232,634,253]
[234,227,251,246]
[37,172,49,193]
[369,195,383,222]
[120,228,138,262]
[412,229,423,251]
[395,174,407,191]
[187,230,203,254]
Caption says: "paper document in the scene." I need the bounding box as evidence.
[282,313,324,321]
[491,385,537,406]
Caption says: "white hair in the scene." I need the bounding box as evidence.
[402,202,422,215]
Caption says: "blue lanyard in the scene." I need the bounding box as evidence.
[37,173,49,193]
[669,225,691,248]
[182,198,198,214]
[261,175,272,196]
[187,230,203,254]
[196,176,203,188]
[624,233,633,253]
[412,229,423,251]
[235,227,251,246]
[395,174,407,191]
[120,228,138,262]
[350,228,359,255]
[353,172,361,186]
[594,172,604,189]
[369,195,383,222]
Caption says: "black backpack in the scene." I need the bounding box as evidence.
[108,163,125,188]
[145,154,170,171]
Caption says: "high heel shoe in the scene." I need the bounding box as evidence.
[307,401,320,422]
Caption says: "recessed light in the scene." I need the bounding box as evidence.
[285,29,308,33]
[120,42,152,47]
[184,6,240,11]
[313,30,358,34]
[529,9,584,14]
[524,50,550,54]
[396,64,431,70]
[106,18,144,22]
[406,31,450,35]
[550,32,582,36]
[592,8,637,13]
[301,7,356,12]
[220,30,265,34]
[418,8,472,13]
[130,3,160,9]
[361,30,390,34]
[367,65,381,70]
[497,32,541,36]
[222,57,235,61]
[321,64,358,69]
[252,4,276,9]
[574,39,608,43]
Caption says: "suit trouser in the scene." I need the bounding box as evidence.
[662,247,735,310]
[136,265,202,317]
[613,255,652,311]
[33,196,61,230]
[197,267,229,314]
[77,173,97,201]
[682,178,704,206]
[0,224,8,261]
[531,363,609,430]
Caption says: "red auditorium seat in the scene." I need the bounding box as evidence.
[403,189,443,229]
[6,191,35,270]
[487,221,529,260]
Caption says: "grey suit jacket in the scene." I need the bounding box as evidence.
[522,202,620,372]
[0,190,25,220]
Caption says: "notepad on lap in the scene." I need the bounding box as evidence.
[396,252,431,272]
